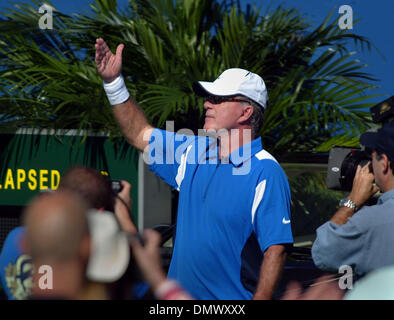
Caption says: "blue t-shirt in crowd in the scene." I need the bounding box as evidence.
[0,227,33,300]
[148,129,293,299]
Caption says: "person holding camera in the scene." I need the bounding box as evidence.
[312,122,394,277]
[59,166,137,233]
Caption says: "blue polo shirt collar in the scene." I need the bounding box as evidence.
[203,137,263,167]
[228,137,263,167]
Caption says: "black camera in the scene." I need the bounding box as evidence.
[326,96,394,192]
[326,147,371,192]
[111,179,123,194]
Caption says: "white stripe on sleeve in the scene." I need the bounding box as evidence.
[175,145,193,191]
[251,179,266,224]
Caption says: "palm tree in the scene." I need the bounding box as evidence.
[0,0,379,154]
[0,0,382,240]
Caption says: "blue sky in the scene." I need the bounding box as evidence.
[269,0,394,104]
[1,0,393,105]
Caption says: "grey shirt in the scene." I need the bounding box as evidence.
[312,189,394,276]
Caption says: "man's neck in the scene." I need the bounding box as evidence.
[218,128,253,159]
[379,174,394,193]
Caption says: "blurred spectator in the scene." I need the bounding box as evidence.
[59,166,137,233]
[281,276,344,300]
[130,229,193,300]
[79,210,133,300]
[344,265,394,300]
[23,191,90,299]
[0,227,33,300]
[58,166,143,298]
[20,191,135,300]
[59,166,114,211]
[82,211,186,300]
[1,165,137,300]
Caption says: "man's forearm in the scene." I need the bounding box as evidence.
[114,204,137,233]
[112,97,153,152]
[329,206,356,226]
[253,245,287,300]
[95,39,153,150]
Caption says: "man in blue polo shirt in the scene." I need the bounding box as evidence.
[95,38,293,299]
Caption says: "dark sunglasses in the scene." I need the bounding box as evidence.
[206,96,250,105]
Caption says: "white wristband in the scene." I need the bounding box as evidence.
[103,74,130,106]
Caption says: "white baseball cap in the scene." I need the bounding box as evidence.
[86,210,130,283]
[193,68,268,109]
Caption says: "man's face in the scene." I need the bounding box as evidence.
[203,96,248,132]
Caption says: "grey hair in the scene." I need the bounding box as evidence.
[238,97,265,137]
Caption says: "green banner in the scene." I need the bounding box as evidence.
[0,130,139,223]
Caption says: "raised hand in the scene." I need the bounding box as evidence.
[95,38,124,83]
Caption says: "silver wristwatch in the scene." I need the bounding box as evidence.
[339,197,357,211]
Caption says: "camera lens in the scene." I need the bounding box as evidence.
[339,150,370,191]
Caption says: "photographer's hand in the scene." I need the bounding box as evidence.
[330,163,380,225]
[349,163,380,208]
[130,229,167,291]
[114,180,137,233]
[130,230,194,300]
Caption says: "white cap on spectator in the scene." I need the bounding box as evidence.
[86,210,130,283]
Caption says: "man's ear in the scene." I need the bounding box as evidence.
[238,105,254,124]
[381,153,390,174]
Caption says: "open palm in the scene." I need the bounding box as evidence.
[95,38,124,83]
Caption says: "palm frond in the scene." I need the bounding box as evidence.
[0,0,381,154]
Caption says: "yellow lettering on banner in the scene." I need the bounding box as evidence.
[51,170,60,190]
[40,170,49,190]
[17,169,26,190]
[4,169,15,190]
[28,169,37,190]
